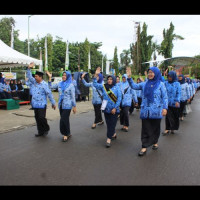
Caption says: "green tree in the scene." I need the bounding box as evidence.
[0,17,15,46]
[113,46,119,75]
[159,22,184,58]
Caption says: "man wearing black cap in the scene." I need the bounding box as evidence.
[26,62,56,137]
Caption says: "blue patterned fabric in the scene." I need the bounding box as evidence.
[165,81,181,107]
[136,89,142,98]
[48,81,76,109]
[93,77,122,114]
[0,83,5,92]
[127,78,168,119]
[4,84,11,92]
[82,79,102,105]
[119,74,136,107]
[144,67,162,103]
[26,69,56,109]
[180,82,190,102]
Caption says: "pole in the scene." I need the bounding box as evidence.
[78,47,80,72]
[28,15,33,57]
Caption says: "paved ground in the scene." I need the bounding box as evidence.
[0,92,200,185]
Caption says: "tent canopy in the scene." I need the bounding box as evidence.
[0,39,42,70]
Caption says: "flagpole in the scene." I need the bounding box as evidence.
[11,25,14,49]
[88,47,91,73]
[101,55,104,72]
[65,40,69,71]
[45,36,48,71]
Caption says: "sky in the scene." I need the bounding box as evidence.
[1,15,200,61]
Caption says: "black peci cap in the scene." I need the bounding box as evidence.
[35,71,44,77]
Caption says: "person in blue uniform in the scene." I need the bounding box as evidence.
[162,71,181,135]
[93,67,122,148]
[119,74,135,132]
[26,62,56,137]
[178,74,190,121]
[3,79,12,99]
[46,70,76,142]
[126,66,168,156]
[81,72,104,129]
[0,73,5,84]
[135,78,142,110]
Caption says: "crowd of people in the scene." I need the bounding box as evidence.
[0,72,25,100]
[8,62,200,157]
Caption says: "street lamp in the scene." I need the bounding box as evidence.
[28,15,34,57]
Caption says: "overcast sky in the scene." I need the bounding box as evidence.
[1,15,200,61]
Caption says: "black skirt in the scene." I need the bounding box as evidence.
[141,118,161,148]
[165,106,180,130]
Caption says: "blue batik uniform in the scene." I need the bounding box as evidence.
[127,78,168,119]
[48,71,76,110]
[4,84,11,92]
[93,77,122,114]
[165,81,181,107]
[82,79,102,105]
[26,69,56,108]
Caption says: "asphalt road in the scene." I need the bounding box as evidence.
[1,92,200,185]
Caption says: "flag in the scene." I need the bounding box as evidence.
[11,25,14,49]
[45,36,48,71]
[65,41,69,71]
[88,47,91,71]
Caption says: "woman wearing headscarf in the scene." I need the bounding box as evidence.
[10,79,19,99]
[178,75,190,121]
[119,74,136,132]
[126,66,168,156]
[46,70,76,142]
[135,78,143,110]
[93,67,122,148]
[81,72,104,129]
[162,71,181,135]
[16,80,24,100]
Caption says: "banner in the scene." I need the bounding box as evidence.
[1,72,17,79]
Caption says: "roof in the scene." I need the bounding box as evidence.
[0,39,42,69]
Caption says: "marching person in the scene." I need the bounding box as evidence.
[119,74,136,132]
[81,72,104,129]
[126,66,168,156]
[93,67,122,148]
[135,78,143,110]
[178,74,190,121]
[46,70,76,142]
[162,71,181,135]
[26,62,56,137]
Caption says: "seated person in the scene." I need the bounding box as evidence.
[16,80,24,100]
[3,79,12,99]
[0,82,6,99]
[10,80,19,99]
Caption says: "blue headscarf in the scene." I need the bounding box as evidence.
[167,71,177,83]
[178,74,185,84]
[97,73,103,84]
[144,66,161,103]
[59,71,72,103]
[186,77,191,84]
[121,74,129,89]
[161,76,165,82]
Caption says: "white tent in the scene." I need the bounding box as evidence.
[0,39,43,71]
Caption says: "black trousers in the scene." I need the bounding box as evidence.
[120,106,130,126]
[129,100,135,114]
[93,104,103,124]
[104,112,118,139]
[34,107,50,134]
[179,101,187,118]
[137,97,142,109]
[165,106,180,130]
[59,108,71,136]
[141,119,161,148]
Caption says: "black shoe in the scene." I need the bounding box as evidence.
[111,135,117,140]
[106,142,111,148]
[138,150,147,157]
[171,130,175,134]
[91,124,96,129]
[152,145,158,150]
[162,131,170,136]
[62,134,71,142]
[123,128,128,132]
[35,133,43,137]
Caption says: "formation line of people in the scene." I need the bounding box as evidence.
[26,62,199,157]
